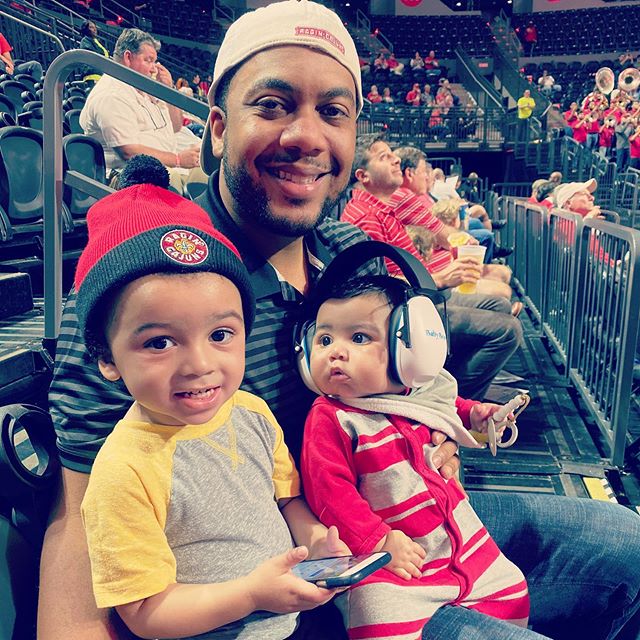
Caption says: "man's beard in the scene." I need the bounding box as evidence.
[222,150,342,237]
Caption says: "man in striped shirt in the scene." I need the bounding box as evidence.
[39,2,640,639]
[342,136,522,400]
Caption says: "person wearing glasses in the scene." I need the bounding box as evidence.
[79,28,206,192]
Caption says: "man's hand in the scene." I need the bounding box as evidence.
[5,61,14,75]
[432,257,481,289]
[308,525,350,560]
[155,62,173,87]
[177,145,200,169]
[585,206,604,220]
[430,431,460,479]
[379,530,426,580]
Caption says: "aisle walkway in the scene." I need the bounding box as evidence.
[464,304,640,514]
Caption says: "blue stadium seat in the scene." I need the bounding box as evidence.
[62,133,107,219]
[64,108,83,134]
[0,81,30,116]
[0,95,16,122]
[0,127,73,233]
[13,74,36,93]
[17,109,43,131]
[0,404,60,640]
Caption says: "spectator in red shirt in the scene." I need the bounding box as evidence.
[0,31,43,79]
[523,21,537,56]
[405,82,422,106]
[367,84,382,103]
[424,50,438,70]
[630,124,640,170]
[386,52,404,76]
[563,102,579,128]
[599,116,616,159]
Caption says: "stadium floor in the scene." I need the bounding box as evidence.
[2,296,640,513]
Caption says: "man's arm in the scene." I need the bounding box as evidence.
[0,50,14,74]
[114,143,200,169]
[38,469,126,639]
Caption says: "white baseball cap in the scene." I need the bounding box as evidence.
[200,0,363,175]
[555,178,597,209]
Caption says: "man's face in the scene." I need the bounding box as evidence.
[88,22,97,37]
[359,141,402,195]
[566,189,596,216]
[524,90,531,98]
[404,158,429,195]
[211,46,357,238]
[124,43,157,77]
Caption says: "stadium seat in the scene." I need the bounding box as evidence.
[0,81,29,117]
[0,404,60,640]
[0,95,15,122]
[22,101,43,113]
[0,112,16,129]
[17,109,43,131]
[184,181,207,201]
[64,109,83,134]
[62,134,107,218]
[13,74,36,92]
[0,127,73,233]
[62,96,85,112]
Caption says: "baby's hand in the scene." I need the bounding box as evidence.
[380,530,426,580]
[469,402,511,436]
[308,525,351,560]
[246,547,336,614]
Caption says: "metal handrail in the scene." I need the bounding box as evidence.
[454,46,503,111]
[0,9,65,54]
[43,50,210,344]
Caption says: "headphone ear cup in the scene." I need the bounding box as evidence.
[295,321,322,395]
[389,296,448,388]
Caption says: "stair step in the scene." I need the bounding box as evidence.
[0,273,33,321]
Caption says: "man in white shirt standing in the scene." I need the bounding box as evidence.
[80,28,205,191]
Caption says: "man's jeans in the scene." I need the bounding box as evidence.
[445,293,522,400]
[423,492,640,639]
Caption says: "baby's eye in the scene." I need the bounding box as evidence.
[352,333,371,345]
[144,336,175,350]
[211,329,233,343]
[319,335,333,347]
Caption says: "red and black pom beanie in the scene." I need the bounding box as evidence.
[74,157,255,343]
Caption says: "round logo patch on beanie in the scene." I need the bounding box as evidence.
[161,229,209,265]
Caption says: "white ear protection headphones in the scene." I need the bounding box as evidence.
[293,241,449,394]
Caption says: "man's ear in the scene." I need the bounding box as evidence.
[354,167,369,185]
[210,106,226,160]
[98,358,122,382]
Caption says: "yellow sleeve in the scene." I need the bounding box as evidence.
[81,435,176,608]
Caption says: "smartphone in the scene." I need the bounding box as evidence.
[291,552,391,588]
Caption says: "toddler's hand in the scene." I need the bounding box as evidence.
[246,547,336,614]
[380,530,426,580]
[308,525,351,560]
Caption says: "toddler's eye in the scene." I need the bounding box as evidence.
[320,335,332,347]
[352,333,371,344]
[211,329,233,343]
[144,336,175,350]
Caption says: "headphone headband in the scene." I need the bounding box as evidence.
[310,241,449,309]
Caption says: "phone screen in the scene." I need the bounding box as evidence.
[292,554,382,582]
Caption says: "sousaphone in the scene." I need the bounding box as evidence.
[595,67,615,95]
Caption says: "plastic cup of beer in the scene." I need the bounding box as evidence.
[456,245,486,294]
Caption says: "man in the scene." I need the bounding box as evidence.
[555,178,604,219]
[549,170,563,184]
[528,178,554,210]
[0,30,43,79]
[343,137,521,399]
[39,2,640,640]
[537,69,561,97]
[517,89,535,142]
[79,28,203,190]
